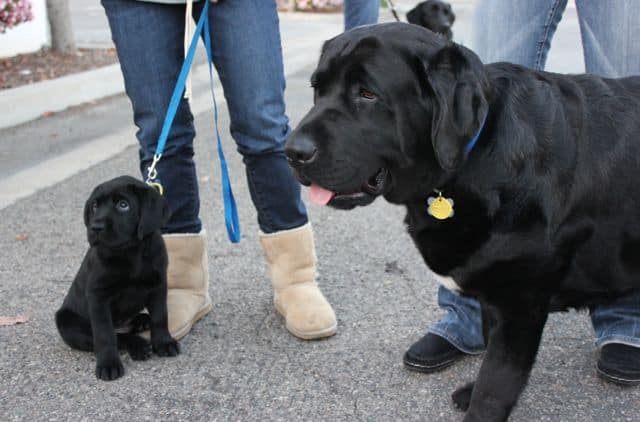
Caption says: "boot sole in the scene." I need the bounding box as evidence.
[275,301,337,340]
[596,364,640,386]
[171,298,214,341]
[402,351,463,373]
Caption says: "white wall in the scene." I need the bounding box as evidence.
[0,0,49,58]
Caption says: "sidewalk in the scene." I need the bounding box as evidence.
[1,3,630,421]
[2,55,637,420]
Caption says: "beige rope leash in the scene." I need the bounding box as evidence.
[184,0,194,100]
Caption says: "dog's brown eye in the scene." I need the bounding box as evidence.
[116,200,130,212]
[359,88,377,100]
[91,201,98,214]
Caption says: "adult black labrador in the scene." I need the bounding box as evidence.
[407,0,455,40]
[285,23,640,421]
[56,175,179,381]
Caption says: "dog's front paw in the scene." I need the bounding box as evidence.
[452,381,475,411]
[153,339,180,357]
[95,357,125,381]
[126,335,152,361]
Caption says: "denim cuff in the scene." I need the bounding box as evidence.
[595,335,640,349]
[428,327,485,355]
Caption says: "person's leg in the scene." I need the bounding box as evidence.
[202,0,336,339]
[344,0,379,31]
[404,286,485,372]
[102,0,211,340]
[575,0,640,77]
[102,0,200,235]
[590,290,640,385]
[472,0,568,70]
[572,0,640,385]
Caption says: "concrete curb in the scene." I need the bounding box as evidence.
[0,39,328,210]
[0,41,323,131]
[0,64,125,130]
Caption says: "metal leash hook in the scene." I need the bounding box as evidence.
[145,153,164,196]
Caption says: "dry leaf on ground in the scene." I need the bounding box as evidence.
[0,313,31,326]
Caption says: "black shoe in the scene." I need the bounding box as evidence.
[403,333,465,373]
[596,343,640,386]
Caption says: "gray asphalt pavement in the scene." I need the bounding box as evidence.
[1,2,637,421]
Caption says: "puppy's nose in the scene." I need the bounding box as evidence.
[90,221,105,233]
[285,135,317,164]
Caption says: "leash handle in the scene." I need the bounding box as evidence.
[151,0,241,243]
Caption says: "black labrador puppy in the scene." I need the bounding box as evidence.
[56,175,179,381]
[407,0,455,40]
[285,23,640,421]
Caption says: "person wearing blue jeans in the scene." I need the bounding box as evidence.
[101,0,339,341]
[403,0,640,385]
[344,0,379,31]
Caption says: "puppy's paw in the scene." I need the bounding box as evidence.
[126,336,152,361]
[452,381,474,411]
[153,339,181,357]
[95,358,125,381]
[130,313,152,333]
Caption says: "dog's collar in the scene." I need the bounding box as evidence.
[463,113,487,156]
[428,113,486,221]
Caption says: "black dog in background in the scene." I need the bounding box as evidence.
[56,176,179,381]
[407,0,455,40]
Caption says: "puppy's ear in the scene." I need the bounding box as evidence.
[83,186,100,228]
[406,7,421,25]
[426,44,488,171]
[136,186,171,240]
[83,197,92,228]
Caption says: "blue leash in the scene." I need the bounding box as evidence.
[146,0,241,243]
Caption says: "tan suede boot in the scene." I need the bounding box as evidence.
[259,223,337,340]
[163,230,213,340]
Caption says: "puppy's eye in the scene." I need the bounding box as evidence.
[91,201,98,214]
[359,88,377,100]
[116,200,130,212]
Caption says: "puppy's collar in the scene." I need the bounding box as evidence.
[463,113,487,156]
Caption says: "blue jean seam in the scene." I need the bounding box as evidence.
[595,335,640,349]
[428,327,485,355]
[246,162,276,232]
[535,0,564,70]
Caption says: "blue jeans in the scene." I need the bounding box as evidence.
[344,0,379,31]
[472,0,640,77]
[429,0,640,352]
[102,0,307,234]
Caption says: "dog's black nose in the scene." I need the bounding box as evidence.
[285,135,317,164]
[90,221,105,233]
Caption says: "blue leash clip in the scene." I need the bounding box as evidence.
[150,0,241,243]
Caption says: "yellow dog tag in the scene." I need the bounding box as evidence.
[427,192,454,220]
[147,182,164,196]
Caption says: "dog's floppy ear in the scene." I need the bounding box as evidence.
[83,196,93,228]
[426,44,488,171]
[136,186,171,240]
[83,186,100,228]
[406,6,422,26]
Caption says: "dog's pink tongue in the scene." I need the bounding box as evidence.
[309,184,335,206]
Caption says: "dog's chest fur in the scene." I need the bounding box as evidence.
[85,243,165,319]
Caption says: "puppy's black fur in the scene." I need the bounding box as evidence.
[286,23,640,421]
[56,175,179,381]
[407,0,455,40]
